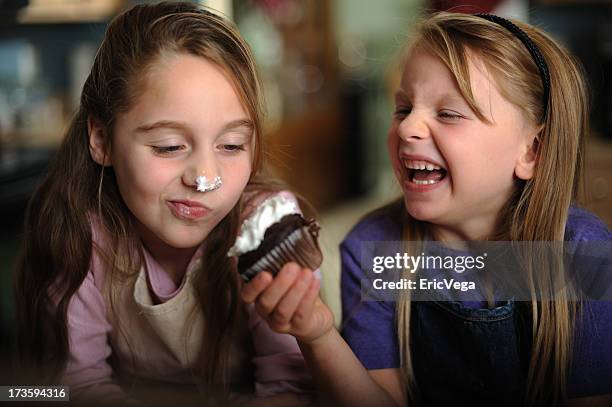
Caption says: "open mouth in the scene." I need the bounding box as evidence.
[403,159,448,185]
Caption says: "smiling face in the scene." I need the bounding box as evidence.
[93,53,253,252]
[388,50,539,241]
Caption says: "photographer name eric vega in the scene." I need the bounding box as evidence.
[373,278,476,292]
[370,253,488,292]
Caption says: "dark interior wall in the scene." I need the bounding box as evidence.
[530,3,612,139]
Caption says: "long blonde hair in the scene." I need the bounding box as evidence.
[393,12,588,405]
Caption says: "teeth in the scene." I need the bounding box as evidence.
[413,179,438,185]
[402,159,442,171]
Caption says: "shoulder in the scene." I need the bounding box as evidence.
[341,200,403,250]
[340,200,403,290]
[565,206,612,242]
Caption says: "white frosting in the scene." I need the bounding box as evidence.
[196,175,222,192]
[228,195,299,257]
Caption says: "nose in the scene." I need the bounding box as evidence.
[396,110,431,142]
[182,149,221,189]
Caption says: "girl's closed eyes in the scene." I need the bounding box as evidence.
[219,143,247,153]
[437,110,465,122]
[151,144,186,155]
[149,142,249,158]
[393,106,411,120]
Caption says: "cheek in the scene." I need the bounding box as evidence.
[452,138,517,191]
[484,137,521,177]
[222,157,252,193]
[387,126,401,175]
[114,153,175,200]
[116,171,157,211]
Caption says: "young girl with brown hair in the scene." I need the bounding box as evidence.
[14,2,316,405]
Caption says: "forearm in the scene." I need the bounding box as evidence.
[298,328,399,407]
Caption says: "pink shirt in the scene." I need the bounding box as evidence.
[61,192,314,402]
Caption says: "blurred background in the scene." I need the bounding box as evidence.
[1,0,611,379]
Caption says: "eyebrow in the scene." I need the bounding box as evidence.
[133,120,187,133]
[394,90,466,105]
[223,118,254,133]
[133,118,254,134]
[438,93,467,105]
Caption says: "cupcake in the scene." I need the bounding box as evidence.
[228,195,322,282]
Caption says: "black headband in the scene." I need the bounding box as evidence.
[475,13,550,121]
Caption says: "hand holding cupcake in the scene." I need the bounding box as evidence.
[228,194,323,281]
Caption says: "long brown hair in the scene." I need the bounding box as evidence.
[390,12,589,406]
[14,1,279,397]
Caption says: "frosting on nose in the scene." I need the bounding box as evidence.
[195,175,223,192]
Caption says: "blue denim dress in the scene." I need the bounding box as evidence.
[411,300,526,405]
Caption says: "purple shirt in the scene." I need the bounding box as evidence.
[340,204,612,400]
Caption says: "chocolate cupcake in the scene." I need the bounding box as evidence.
[228,195,322,282]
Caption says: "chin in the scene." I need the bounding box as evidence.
[162,230,210,250]
[403,198,443,223]
[168,240,204,250]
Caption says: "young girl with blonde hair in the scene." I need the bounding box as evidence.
[242,11,612,406]
[14,2,316,405]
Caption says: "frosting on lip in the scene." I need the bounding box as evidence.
[228,195,299,257]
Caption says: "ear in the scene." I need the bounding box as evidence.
[514,130,540,181]
[88,116,112,166]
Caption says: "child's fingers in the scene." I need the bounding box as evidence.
[268,269,313,328]
[292,277,320,326]
[241,271,273,303]
[255,262,301,318]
